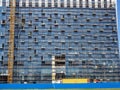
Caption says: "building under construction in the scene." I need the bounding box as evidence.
[0,0,120,83]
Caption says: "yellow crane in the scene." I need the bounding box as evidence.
[7,0,16,83]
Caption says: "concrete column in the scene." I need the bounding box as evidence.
[111,0,115,8]
[39,0,42,7]
[19,0,22,7]
[76,0,79,8]
[13,0,16,7]
[52,56,56,83]
[58,0,61,7]
[107,0,110,8]
[95,0,98,8]
[32,0,35,7]
[6,0,9,7]
[45,0,48,7]
[101,0,104,8]
[0,0,2,7]
[89,0,92,8]
[51,0,54,7]
[82,0,86,8]
[26,0,29,7]
[64,0,67,7]
[70,0,73,8]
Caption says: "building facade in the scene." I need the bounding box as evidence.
[0,0,120,83]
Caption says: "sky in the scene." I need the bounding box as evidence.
[117,0,120,48]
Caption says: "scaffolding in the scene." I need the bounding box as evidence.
[0,0,119,83]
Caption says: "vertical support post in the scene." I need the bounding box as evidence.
[82,0,86,8]
[101,0,104,8]
[6,0,9,7]
[32,0,35,7]
[52,56,56,83]
[39,0,42,7]
[64,0,67,7]
[89,0,92,8]
[26,0,29,7]
[0,0,2,7]
[58,0,61,7]
[95,0,98,8]
[19,0,22,7]
[7,0,15,83]
[76,0,79,8]
[70,0,73,8]
[45,0,48,7]
[51,0,54,7]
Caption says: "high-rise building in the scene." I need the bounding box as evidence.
[0,0,120,83]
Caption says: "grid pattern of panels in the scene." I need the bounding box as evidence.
[0,1,120,83]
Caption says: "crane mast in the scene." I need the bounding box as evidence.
[7,0,16,83]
